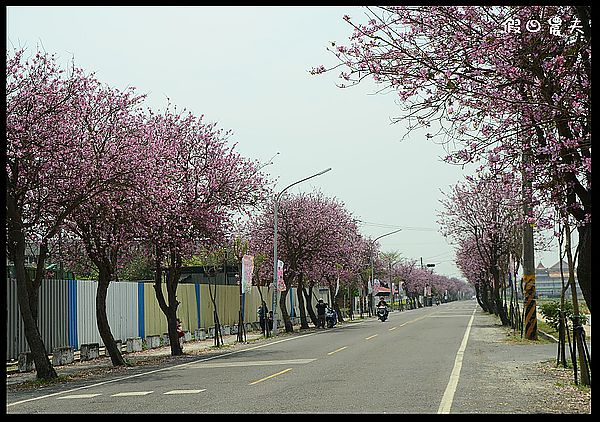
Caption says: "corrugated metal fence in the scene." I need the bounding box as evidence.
[6,277,302,361]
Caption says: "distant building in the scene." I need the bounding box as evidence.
[535,261,582,299]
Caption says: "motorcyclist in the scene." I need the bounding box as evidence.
[376,298,389,320]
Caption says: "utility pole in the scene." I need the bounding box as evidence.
[521,144,537,340]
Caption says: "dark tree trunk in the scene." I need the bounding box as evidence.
[475,284,489,313]
[479,282,492,313]
[6,198,57,380]
[15,258,57,380]
[96,266,126,366]
[576,222,591,312]
[278,289,293,332]
[491,267,510,325]
[329,284,344,323]
[296,275,310,329]
[153,256,183,356]
[302,285,319,326]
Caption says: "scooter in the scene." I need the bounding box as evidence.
[376,305,388,322]
[325,306,337,328]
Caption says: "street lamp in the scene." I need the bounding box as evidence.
[370,229,402,314]
[272,167,332,334]
[420,258,436,306]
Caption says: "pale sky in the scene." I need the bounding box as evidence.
[6,6,562,280]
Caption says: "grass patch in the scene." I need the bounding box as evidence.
[10,375,71,391]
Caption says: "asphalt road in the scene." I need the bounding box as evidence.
[6,301,567,414]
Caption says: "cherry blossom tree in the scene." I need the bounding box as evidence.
[308,226,365,324]
[139,104,270,355]
[439,170,523,325]
[6,48,145,379]
[57,76,150,366]
[313,5,591,311]
[246,191,363,332]
[397,260,429,309]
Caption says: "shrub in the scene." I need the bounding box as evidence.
[539,300,588,331]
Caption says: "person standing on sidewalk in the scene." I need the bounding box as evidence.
[176,318,185,349]
[316,299,327,328]
[257,301,268,335]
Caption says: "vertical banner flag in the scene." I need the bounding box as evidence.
[277,260,286,292]
[242,255,254,294]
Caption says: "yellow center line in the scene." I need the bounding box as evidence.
[249,368,292,385]
[365,334,378,340]
[327,346,347,355]
[400,314,428,327]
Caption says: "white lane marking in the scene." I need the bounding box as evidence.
[189,358,315,368]
[164,389,206,395]
[56,394,102,399]
[365,334,378,340]
[388,326,397,331]
[429,315,474,317]
[437,308,476,414]
[111,391,153,397]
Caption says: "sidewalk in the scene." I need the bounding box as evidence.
[6,329,270,388]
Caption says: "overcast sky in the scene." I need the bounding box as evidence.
[6,6,562,280]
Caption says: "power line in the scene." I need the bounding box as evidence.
[355,219,438,231]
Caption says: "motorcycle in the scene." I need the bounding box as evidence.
[376,305,388,322]
[325,306,337,328]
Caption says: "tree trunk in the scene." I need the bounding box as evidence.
[491,267,510,325]
[6,198,57,380]
[566,221,590,386]
[153,254,183,356]
[296,275,310,329]
[302,286,318,326]
[278,289,293,332]
[15,259,58,380]
[576,222,591,313]
[96,267,126,366]
[329,284,344,323]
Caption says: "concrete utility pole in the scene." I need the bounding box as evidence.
[521,145,537,340]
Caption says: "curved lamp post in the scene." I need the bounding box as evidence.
[271,167,332,334]
[370,229,402,313]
